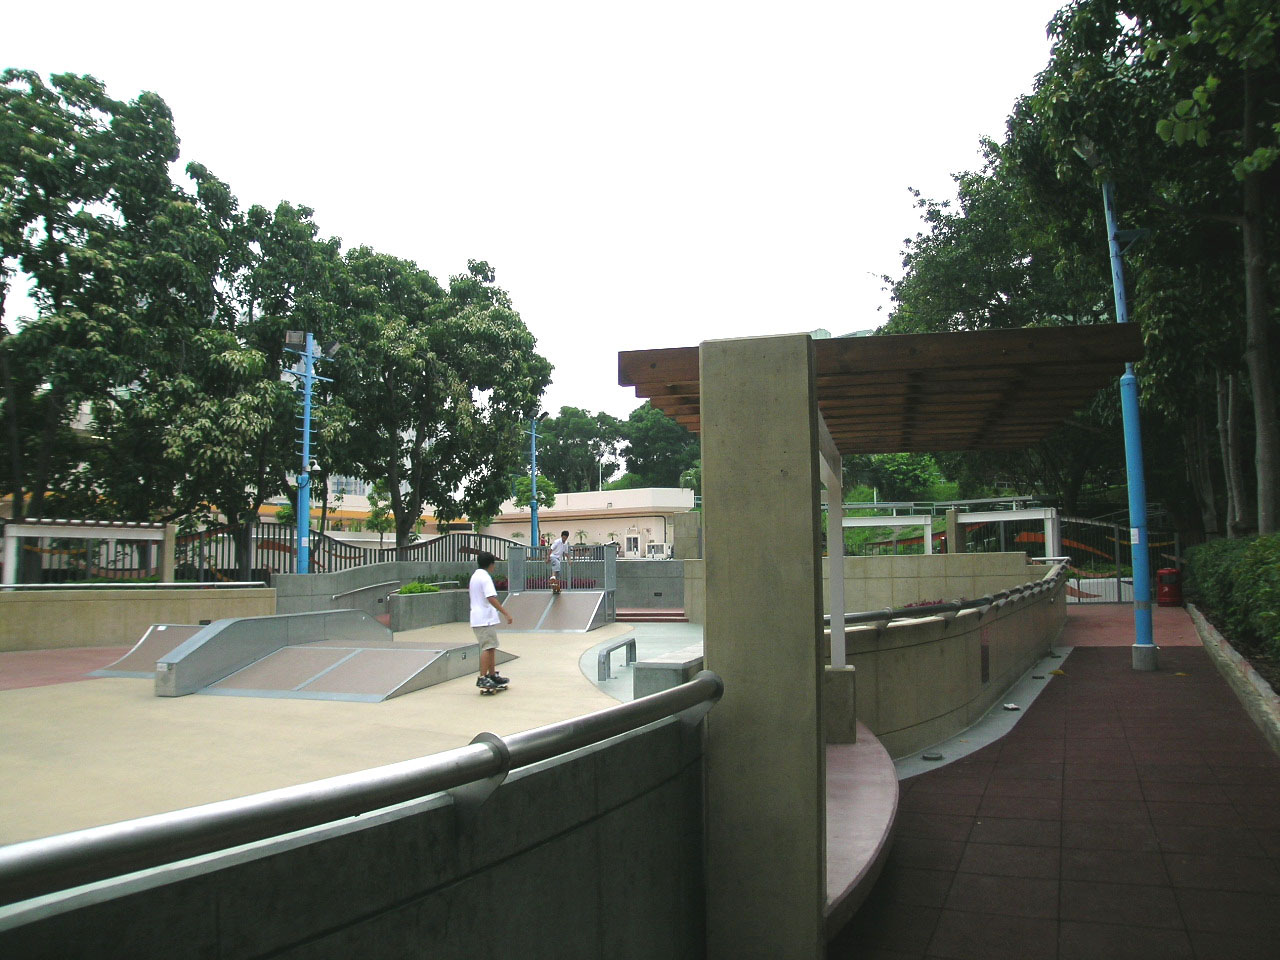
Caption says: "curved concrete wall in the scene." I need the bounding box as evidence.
[839,576,1066,758]
[0,716,706,960]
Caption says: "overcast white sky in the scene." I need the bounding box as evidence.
[4,0,1065,420]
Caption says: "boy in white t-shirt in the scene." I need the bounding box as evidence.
[470,552,513,690]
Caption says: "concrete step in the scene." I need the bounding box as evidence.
[616,609,687,623]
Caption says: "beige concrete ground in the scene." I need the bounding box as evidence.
[0,622,632,844]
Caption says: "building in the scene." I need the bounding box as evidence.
[479,487,695,557]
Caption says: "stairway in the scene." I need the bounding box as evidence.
[615,608,688,624]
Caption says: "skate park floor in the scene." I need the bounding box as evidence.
[0,621,642,844]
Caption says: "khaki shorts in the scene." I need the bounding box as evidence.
[473,625,500,651]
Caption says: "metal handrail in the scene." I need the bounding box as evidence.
[0,581,267,591]
[331,579,401,601]
[0,670,723,907]
[597,636,638,681]
[824,562,1067,628]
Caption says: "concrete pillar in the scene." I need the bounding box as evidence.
[1045,509,1062,558]
[2,528,17,585]
[701,334,826,959]
[162,525,176,582]
[946,508,963,553]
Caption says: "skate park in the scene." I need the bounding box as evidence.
[2,329,1278,960]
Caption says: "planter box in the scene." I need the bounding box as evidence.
[388,589,469,632]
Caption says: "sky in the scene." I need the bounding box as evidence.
[4,0,1067,421]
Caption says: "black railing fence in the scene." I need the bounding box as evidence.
[172,525,523,582]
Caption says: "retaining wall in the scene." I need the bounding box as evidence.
[273,562,497,617]
[839,574,1066,757]
[0,717,706,960]
[387,589,470,632]
[614,559,684,609]
[0,589,276,652]
[684,553,1042,624]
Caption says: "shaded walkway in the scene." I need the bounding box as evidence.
[829,609,1280,959]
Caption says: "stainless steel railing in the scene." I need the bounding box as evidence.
[823,561,1067,628]
[0,670,723,907]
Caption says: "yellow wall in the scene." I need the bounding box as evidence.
[0,589,277,651]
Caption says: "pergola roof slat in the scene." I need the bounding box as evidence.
[619,325,1142,455]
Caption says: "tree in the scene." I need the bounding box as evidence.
[325,256,551,546]
[512,474,557,511]
[619,402,699,487]
[366,479,394,547]
[536,406,622,492]
[0,71,181,520]
[274,501,295,526]
[1026,0,1280,532]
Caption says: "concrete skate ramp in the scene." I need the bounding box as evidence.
[203,642,515,702]
[497,590,607,633]
[91,624,203,678]
[155,609,390,697]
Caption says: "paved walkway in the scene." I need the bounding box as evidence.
[828,605,1280,960]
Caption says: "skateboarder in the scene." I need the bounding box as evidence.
[469,552,513,692]
[549,530,570,591]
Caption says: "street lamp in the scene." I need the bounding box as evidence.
[284,332,333,575]
[1074,138,1157,671]
[527,412,549,546]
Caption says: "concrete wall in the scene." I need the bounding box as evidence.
[387,588,469,632]
[683,552,1043,624]
[1,717,706,960]
[673,511,702,560]
[274,562,498,617]
[0,589,276,652]
[839,576,1066,758]
[614,559,684,609]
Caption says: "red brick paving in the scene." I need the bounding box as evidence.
[0,647,128,691]
[829,607,1280,959]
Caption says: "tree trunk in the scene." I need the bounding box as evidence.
[1241,67,1279,534]
[1216,371,1236,535]
[0,346,26,521]
[1185,413,1220,537]
[1226,373,1254,535]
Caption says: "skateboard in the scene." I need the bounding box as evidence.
[479,685,508,696]
[550,575,561,594]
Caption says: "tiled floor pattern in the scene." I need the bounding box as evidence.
[828,644,1280,959]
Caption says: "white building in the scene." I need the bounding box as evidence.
[479,488,695,557]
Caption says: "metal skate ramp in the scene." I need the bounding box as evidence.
[203,641,515,703]
[91,624,203,678]
[496,590,608,633]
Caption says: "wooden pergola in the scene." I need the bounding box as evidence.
[618,325,1144,455]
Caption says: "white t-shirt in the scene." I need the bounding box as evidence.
[469,568,499,627]
[549,538,569,563]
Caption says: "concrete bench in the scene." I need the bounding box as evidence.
[633,643,705,698]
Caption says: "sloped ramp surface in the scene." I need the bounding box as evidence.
[91,625,203,678]
[496,590,607,633]
[203,642,515,703]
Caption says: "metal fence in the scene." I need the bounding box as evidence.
[172,525,525,582]
[508,543,617,592]
[1055,517,1180,604]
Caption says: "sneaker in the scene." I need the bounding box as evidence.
[476,675,498,690]
[488,672,510,686]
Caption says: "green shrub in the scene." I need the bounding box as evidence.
[1185,534,1280,656]
[398,581,441,595]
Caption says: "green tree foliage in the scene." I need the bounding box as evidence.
[366,479,395,547]
[1025,0,1279,533]
[619,402,699,487]
[0,71,551,556]
[843,454,946,503]
[325,256,551,546]
[536,406,622,492]
[512,473,557,510]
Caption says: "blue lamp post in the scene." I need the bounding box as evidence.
[284,332,332,575]
[1076,139,1157,670]
[527,412,549,546]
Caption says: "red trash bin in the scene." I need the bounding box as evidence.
[1156,567,1182,607]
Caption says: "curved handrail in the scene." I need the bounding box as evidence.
[823,561,1067,628]
[0,671,723,907]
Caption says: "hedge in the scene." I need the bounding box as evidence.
[1184,534,1280,657]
